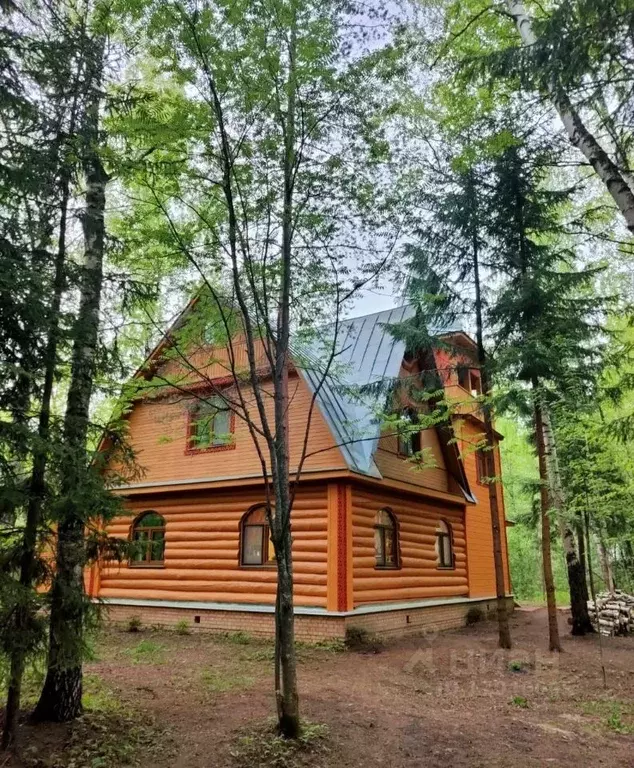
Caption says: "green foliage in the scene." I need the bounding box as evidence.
[510,695,529,708]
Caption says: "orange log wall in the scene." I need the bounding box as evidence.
[350,486,469,606]
[98,484,329,607]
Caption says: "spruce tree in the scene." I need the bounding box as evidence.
[489,139,606,649]
[394,142,512,649]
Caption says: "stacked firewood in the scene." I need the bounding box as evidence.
[587,590,634,636]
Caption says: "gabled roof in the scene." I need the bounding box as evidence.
[298,306,469,492]
[298,305,410,478]
[129,297,473,499]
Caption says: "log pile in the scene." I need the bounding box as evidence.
[588,590,634,636]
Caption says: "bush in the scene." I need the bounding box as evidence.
[127,615,142,633]
[465,606,484,626]
[174,619,190,635]
[344,626,383,653]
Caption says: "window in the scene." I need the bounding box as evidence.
[240,506,275,567]
[476,448,488,485]
[436,520,454,568]
[130,511,165,566]
[397,408,421,457]
[374,508,399,568]
[469,371,482,396]
[457,365,470,391]
[188,395,233,452]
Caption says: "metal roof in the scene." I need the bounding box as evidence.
[297,305,464,478]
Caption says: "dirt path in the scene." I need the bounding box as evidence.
[82,607,634,768]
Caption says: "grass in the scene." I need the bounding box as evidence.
[510,695,529,709]
[124,639,167,665]
[200,666,255,694]
[231,720,329,768]
[580,699,634,735]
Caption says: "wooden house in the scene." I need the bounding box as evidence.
[91,305,513,640]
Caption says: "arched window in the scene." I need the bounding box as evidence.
[397,408,421,457]
[240,506,275,567]
[130,511,165,566]
[374,508,399,568]
[188,395,233,452]
[436,520,454,569]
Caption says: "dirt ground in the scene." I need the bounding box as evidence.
[6,607,634,768]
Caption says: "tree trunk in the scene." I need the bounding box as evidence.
[598,535,615,592]
[471,221,511,649]
[503,0,634,235]
[541,409,593,635]
[576,520,589,602]
[274,529,300,738]
[269,8,300,738]
[33,38,106,722]
[533,388,562,652]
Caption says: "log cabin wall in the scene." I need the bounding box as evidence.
[99,483,329,608]
[457,418,511,597]
[350,485,469,606]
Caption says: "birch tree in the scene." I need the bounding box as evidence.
[112,0,402,737]
[502,0,634,236]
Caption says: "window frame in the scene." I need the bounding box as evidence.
[436,519,455,570]
[239,505,276,568]
[396,408,422,458]
[374,508,400,570]
[476,447,489,486]
[186,393,236,455]
[129,511,166,568]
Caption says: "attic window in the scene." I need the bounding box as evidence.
[187,395,235,454]
[469,371,482,396]
[458,365,482,397]
[397,408,421,457]
[457,366,470,391]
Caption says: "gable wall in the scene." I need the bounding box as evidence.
[117,370,347,487]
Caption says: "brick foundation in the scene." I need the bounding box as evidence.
[102,596,514,642]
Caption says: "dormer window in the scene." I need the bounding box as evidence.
[397,408,421,457]
[457,365,482,397]
[187,395,234,453]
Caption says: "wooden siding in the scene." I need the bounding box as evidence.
[350,486,468,606]
[375,427,449,493]
[117,372,347,486]
[458,419,511,597]
[98,484,329,607]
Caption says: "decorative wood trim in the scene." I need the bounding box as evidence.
[336,483,350,612]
